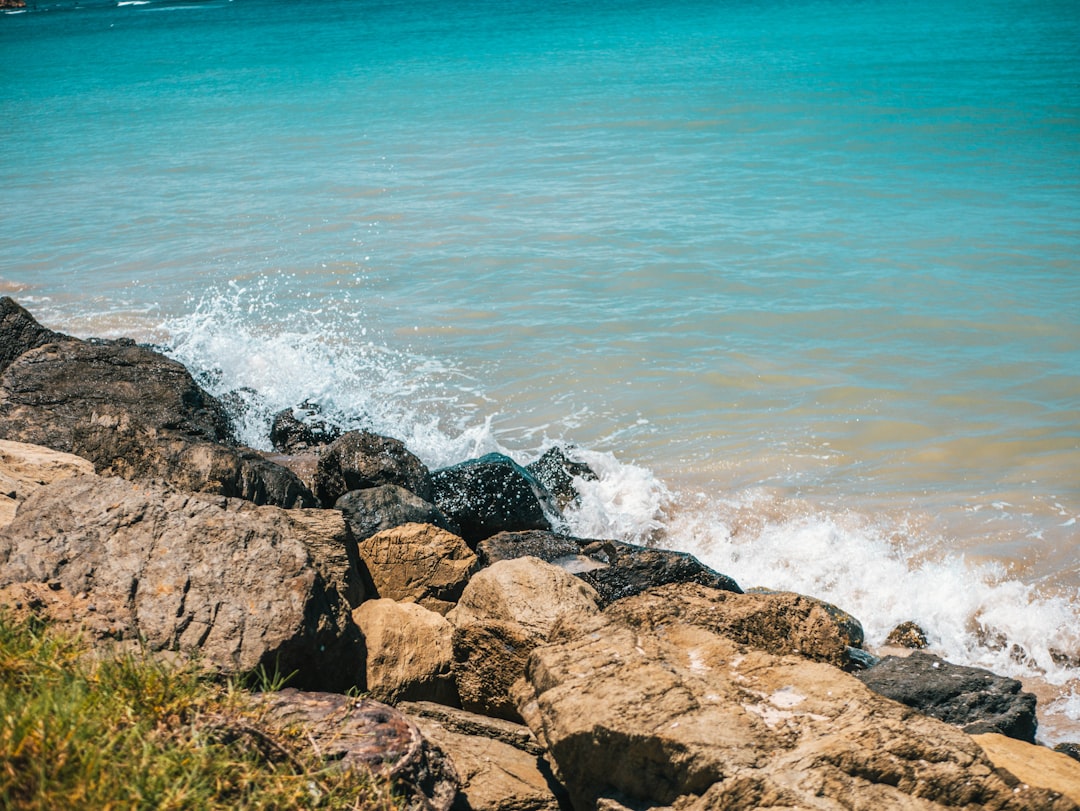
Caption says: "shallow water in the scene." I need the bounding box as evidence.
[2,0,1078,739]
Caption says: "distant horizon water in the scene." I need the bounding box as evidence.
[3,0,1079,740]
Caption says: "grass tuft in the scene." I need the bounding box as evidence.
[0,611,401,810]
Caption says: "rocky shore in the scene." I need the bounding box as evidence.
[1,296,1078,810]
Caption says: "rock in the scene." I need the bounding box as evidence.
[0,333,313,507]
[314,430,434,506]
[0,297,74,373]
[449,556,601,639]
[357,522,478,614]
[352,599,458,706]
[1058,743,1080,763]
[431,453,561,546]
[259,689,459,811]
[476,529,582,569]
[525,445,597,509]
[512,607,1076,811]
[400,702,567,811]
[605,583,858,668]
[973,733,1080,806]
[0,439,95,529]
[452,620,541,723]
[856,652,1039,743]
[0,475,363,691]
[337,484,459,542]
[885,620,930,649]
[269,404,341,454]
[577,539,742,606]
[0,1,28,10]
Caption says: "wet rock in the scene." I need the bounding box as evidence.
[1058,743,1080,763]
[431,453,560,546]
[337,484,459,542]
[577,539,742,606]
[452,619,542,723]
[856,651,1038,743]
[400,702,567,811]
[0,297,75,373]
[0,475,363,690]
[475,529,582,568]
[885,620,930,649]
[512,604,1075,811]
[973,733,1080,806]
[0,439,95,529]
[352,598,459,706]
[525,445,597,509]
[259,689,459,811]
[357,522,477,614]
[269,403,341,454]
[314,430,434,506]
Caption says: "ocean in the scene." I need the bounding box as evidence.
[2,0,1078,740]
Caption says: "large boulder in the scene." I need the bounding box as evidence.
[356,522,478,614]
[269,404,341,454]
[352,599,459,706]
[0,439,94,529]
[314,430,433,506]
[512,604,1076,811]
[452,619,542,723]
[431,453,560,546]
[259,689,459,811]
[400,701,567,811]
[0,475,363,691]
[475,529,582,569]
[973,733,1080,806]
[337,484,459,542]
[0,297,75,373]
[856,652,1039,743]
[0,329,313,508]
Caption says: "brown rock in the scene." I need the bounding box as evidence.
[513,608,1076,811]
[886,620,930,649]
[357,522,478,614]
[401,701,566,811]
[0,297,74,374]
[259,689,459,811]
[352,598,458,706]
[0,439,94,529]
[0,475,363,690]
[452,619,541,723]
[314,430,434,505]
[973,733,1080,806]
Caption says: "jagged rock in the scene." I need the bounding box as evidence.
[269,404,341,454]
[431,453,560,546]
[0,439,95,529]
[605,583,858,668]
[577,539,742,606]
[259,689,459,811]
[476,529,582,569]
[857,652,1038,743]
[352,599,458,706]
[1058,743,1080,763]
[448,556,601,639]
[337,484,459,542]
[885,620,930,649]
[512,605,1076,811]
[525,445,597,509]
[452,620,541,723]
[973,733,1080,806]
[314,430,434,506]
[0,475,363,691]
[400,702,567,811]
[0,329,313,507]
[0,297,75,373]
[357,522,477,614]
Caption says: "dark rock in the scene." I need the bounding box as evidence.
[1055,743,1080,763]
[525,445,597,509]
[0,475,363,691]
[269,403,341,454]
[0,297,75,374]
[885,620,929,649]
[314,430,433,506]
[0,332,315,507]
[576,539,742,606]
[430,453,561,546]
[259,689,459,811]
[856,652,1039,743]
[475,529,581,568]
[336,484,458,542]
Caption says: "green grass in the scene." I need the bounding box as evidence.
[0,612,400,810]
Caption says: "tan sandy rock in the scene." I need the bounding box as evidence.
[0,439,94,528]
[973,733,1080,805]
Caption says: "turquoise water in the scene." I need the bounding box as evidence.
[2,0,1079,736]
